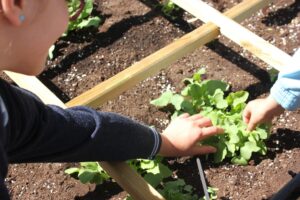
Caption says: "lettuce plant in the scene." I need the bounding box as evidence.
[151,69,270,165]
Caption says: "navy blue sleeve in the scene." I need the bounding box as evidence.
[0,79,161,199]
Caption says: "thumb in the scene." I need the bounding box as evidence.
[247,120,257,131]
[243,107,251,124]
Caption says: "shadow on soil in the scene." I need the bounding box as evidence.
[262,0,300,26]
[138,0,196,32]
[250,128,300,165]
[42,9,159,80]
[44,0,196,80]
[267,128,300,154]
[74,181,124,200]
[206,40,273,99]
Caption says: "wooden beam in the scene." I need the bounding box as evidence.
[101,162,165,200]
[4,71,66,108]
[66,0,274,108]
[172,0,293,71]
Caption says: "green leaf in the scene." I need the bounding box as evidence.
[214,142,227,163]
[225,141,236,155]
[204,110,219,126]
[90,173,105,185]
[80,162,100,171]
[140,160,156,170]
[240,141,260,160]
[150,90,173,107]
[255,127,269,140]
[171,94,184,110]
[193,68,206,82]
[145,165,160,174]
[212,89,228,109]
[202,80,229,95]
[77,16,101,29]
[189,83,203,99]
[144,173,163,188]
[158,163,172,178]
[184,185,193,192]
[182,78,194,85]
[227,125,239,144]
[78,169,97,184]
[226,91,249,108]
[257,141,267,155]
[64,167,79,174]
[181,100,195,114]
[231,156,248,165]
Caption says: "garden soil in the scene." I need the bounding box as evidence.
[4,0,300,199]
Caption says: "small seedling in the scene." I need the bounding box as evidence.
[49,0,101,59]
[161,0,180,19]
[67,0,101,33]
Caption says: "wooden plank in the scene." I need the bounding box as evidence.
[4,71,66,108]
[101,162,165,200]
[172,0,293,71]
[66,0,274,108]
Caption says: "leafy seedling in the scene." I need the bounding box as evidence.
[151,68,270,165]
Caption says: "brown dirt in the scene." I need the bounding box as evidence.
[5,0,300,199]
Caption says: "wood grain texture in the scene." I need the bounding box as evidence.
[173,0,293,71]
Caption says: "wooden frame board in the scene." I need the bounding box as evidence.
[172,0,293,71]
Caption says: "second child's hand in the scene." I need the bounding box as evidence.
[243,96,284,131]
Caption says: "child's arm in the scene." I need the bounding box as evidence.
[0,79,221,164]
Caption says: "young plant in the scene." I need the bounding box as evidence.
[200,187,218,200]
[65,162,110,184]
[161,0,180,19]
[66,148,215,199]
[151,68,270,165]
[127,158,217,200]
[49,0,101,59]
[67,0,101,33]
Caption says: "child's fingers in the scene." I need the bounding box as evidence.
[188,145,217,155]
[197,126,224,140]
[243,107,251,124]
[178,113,190,119]
[188,113,204,121]
[195,117,212,127]
[247,120,257,131]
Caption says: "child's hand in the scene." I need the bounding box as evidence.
[158,113,223,157]
[243,96,284,131]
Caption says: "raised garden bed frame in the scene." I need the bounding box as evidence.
[5,0,294,199]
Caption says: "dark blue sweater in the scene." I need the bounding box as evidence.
[0,79,161,199]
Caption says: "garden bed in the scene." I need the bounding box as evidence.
[5,0,300,199]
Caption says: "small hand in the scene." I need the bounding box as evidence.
[158,113,223,157]
[243,96,284,131]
